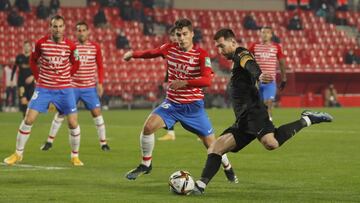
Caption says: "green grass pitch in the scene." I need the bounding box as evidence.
[0,108,359,203]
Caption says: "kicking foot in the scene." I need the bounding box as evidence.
[4,153,23,165]
[301,110,333,125]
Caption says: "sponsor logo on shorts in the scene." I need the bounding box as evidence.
[71,108,77,112]
[207,128,213,133]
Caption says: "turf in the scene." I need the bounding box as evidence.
[0,108,359,203]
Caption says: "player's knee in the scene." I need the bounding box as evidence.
[207,140,224,155]
[261,139,279,150]
[67,117,78,129]
[143,123,156,135]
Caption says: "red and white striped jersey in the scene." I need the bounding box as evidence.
[30,35,80,89]
[248,42,284,80]
[72,41,104,88]
[133,43,213,104]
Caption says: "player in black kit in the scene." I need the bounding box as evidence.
[11,41,34,117]
[192,28,333,195]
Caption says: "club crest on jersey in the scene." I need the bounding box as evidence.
[205,57,212,67]
[74,49,80,61]
[189,56,194,64]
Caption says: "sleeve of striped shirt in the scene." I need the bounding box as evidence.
[276,43,285,59]
[248,43,255,54]
[95,43,104,84]
[30,40,41,80]
[132,43,169,59]
[69,42,80,76]
[186,50,213,87]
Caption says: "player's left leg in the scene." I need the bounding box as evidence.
[259,110,333,150]
[81,87,110,151]
[90,107,110,151]
[55,88,83,166]
[158,126,176,141]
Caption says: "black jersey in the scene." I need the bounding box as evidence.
[229,47,263,119]
[11,54,34,98]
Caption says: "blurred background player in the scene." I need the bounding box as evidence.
[11,40,34,117]
[3,63,17,112]
[158,25,177,141]
[192,28,333,195]
[248,26,287,121]
[123,19,238,183]
[324,83,341,107]
[41,21,110,151]
[3,15,83,166]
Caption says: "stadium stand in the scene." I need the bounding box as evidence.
[0,2,359,107]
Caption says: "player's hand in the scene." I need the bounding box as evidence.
[123,51,133,61]
[169,80,188,90]
[20,97,28,105]
[279,80,287,91]
[97,84,104,97]
[259,73,273,84]
[25,75,34,84]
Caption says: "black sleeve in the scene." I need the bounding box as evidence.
[244,60,261,81]
[17,69,25,87]
[10,65,17,81]
[164,70,169,82]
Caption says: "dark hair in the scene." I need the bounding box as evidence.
[174,18,193,31]
[24,40,31,45]
[168,25,176,35]
[213,28,236,40]
[50,15,65,25]
[76,21,89,30]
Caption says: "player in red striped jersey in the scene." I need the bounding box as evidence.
[40,21,110,152]
[248,27,287,121]
[123,19,238,183]
[3,15,84,166]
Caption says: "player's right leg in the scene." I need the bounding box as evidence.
[4,88,52,165]
[261,81,276,121]
[126,101,176,180]
[178,100,239,183]
[193,133,238,195]
[125,113,167,180]
[41,112,65,151]
[4,109,39,165]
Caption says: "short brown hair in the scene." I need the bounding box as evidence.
[213,28,236,40]
[174,18,193,31]
[168,25,176,35]
[76,21,89,30]
[50,15,65,25]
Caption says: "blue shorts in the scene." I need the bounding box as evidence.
[28,87,77,115]
[153,99,214,137]
[259,81,276,101]
[74,87,101,110]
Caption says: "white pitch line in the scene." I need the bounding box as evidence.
[0,163,69,171]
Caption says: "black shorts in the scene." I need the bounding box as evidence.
[221,105,275,152]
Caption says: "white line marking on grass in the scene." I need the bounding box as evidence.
[0,163,69,171]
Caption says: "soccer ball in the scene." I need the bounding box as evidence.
[168,170,195,195]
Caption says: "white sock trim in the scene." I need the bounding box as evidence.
[196,180,207,189]
[302,116,312,127]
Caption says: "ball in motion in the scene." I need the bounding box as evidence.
[168,170,195,195]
